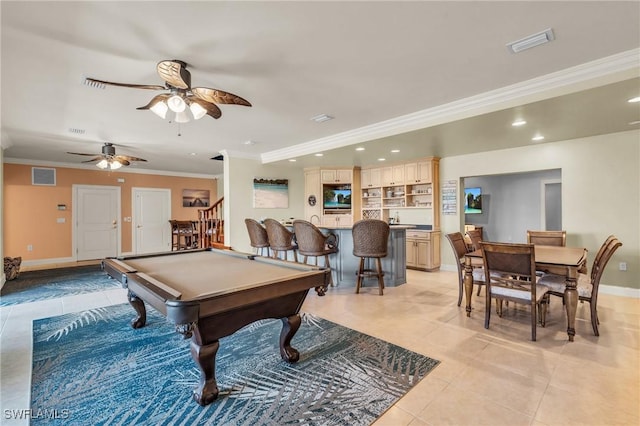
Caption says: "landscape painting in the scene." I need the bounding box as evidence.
[182,189,210,207]
[253,178,289,208]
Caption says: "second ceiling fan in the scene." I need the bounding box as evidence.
[86,60,251,122]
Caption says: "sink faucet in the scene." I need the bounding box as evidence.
[310,214,320,224]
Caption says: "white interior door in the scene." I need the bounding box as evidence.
[133,188,171,254]
[75,185,120,261]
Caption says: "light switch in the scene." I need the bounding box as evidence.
[57,217,66,223]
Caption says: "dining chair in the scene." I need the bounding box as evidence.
[466,229,483,251]
[526,230,566,246]
[481,242,549,341]
[263,218,298,262]
[244,218,270,256]
[292,220,338,290]
[538,235,622,336]
[445,232,487,306]
[352,220,389,295]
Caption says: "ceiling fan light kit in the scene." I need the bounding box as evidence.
[86,60,251,124]
[67,143,147,170]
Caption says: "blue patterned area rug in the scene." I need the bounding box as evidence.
[31,303,439,425]
[0,265,120,306]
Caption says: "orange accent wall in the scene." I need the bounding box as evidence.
[3,164,218,261]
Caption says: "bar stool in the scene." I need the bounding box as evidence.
[263,218,298,262]
[292,219,338,289]
[244,218,270,256]
[352,219,389,295]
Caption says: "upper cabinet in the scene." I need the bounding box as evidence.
[404,160,432,184]
[361,167,382,188]
[321,169,352,184]
[381,164,405,186]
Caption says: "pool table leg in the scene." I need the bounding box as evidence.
[127,291,146,329]
[190,339,220,406]
[280,314,301,362]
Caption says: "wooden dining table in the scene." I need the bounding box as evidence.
[464,245,588,341]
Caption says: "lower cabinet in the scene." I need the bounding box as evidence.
[406,230,440,271]
[322,214,352,227]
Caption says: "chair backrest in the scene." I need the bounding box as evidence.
[526,230,566,246]
[352,220,389,258]
[263,218,296,251]
[445,232,467,280]
[293,220,331,255]
[176,220,195,235]
[589,236,622,300]
[591,235,616,275]
[466,229,483,251]
[244,218,269,249]
[481,242,537,298]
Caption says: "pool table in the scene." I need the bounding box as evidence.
[102,248,330,406]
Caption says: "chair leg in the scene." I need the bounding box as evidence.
[590,301,599,336]
[375,257,384,296]
[355,257,364,294]
[457,276,463,307]
[531,302,537,341]
[485,297,491,329]
[477,283,482,296]
[292,250,298,263]
[324,255,334,287]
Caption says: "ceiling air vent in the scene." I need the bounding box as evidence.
[211,154,224,161]
[507,28,555,54]
[32,167,56,186]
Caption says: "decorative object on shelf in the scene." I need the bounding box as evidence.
[307,195,316,206]
[85,60,251,123]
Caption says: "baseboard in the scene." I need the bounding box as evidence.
[19,257,102,271]
[600,284,640,299]
[439,263,639,299]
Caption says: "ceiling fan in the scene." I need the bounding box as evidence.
[85,60,251,122]
[67,143,147,170]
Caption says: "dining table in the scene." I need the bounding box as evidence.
[464,245,588,341]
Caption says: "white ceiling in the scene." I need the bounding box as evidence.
[2,1,639,177]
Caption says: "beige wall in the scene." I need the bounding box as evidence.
[3,163,218,262]
[224,156,304,254]
[440,129,639,290]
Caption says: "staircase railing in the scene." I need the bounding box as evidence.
[198,197,226,249]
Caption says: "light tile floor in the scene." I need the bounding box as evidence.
[1,269,638,425]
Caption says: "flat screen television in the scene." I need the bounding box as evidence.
[464,187,482,214]
[323,187,352,209]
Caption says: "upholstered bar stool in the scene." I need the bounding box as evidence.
[352,219,390,295]
[292,220,338,288]
[264,218,298,262]
[244,218,270,256]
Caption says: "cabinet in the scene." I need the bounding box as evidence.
[381,164,404,186]
[406,230,440,271]
[321,169,352,184]
[404,160,432,184]
[322,214,352,227]
[361,167,381,189]
[304,168,322,221]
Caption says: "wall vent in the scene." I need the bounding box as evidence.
[32,167,56,186]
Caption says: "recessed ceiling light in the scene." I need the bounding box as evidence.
[355,147,365,151]
[244,140,255,145]
[310,114,333,123]
[512,120,527,127]
[390,149,400,153]
[628,96,640,103]
[532,135,545,141]
[189,152,197,156]
[507,28,555,54]
[315,153,323,157]
[378,158,386,161]
[288,159,297,162]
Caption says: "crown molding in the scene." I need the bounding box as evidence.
[261,48,640,163]
[3,158,219,179]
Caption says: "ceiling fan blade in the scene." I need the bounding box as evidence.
[188,96,222,119]
[136,94,171,110]
[85,78,165,91]
[192,87,252,107]
[80,156,103,163]
[67,151,98,156]
[157,60,191,90]
[116,155,147,163]
[115,158,131,166]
